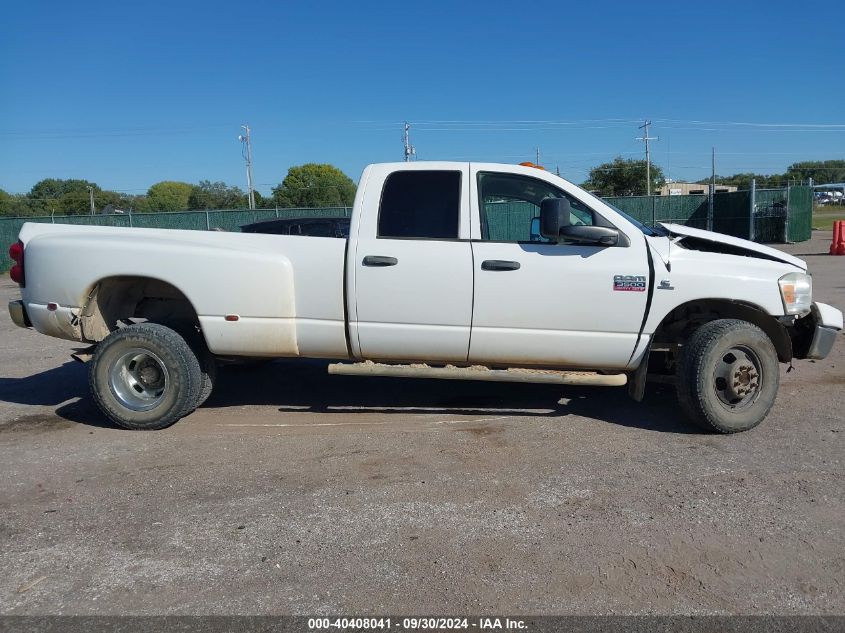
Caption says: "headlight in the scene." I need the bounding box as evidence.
[778,272,812,314]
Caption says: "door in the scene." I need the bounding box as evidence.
[468,166,649,369]
[352,165,473,362]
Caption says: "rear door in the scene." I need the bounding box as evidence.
[468,165,649,369]
[351,164,473,362]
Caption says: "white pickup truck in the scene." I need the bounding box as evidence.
[7,162,843,433]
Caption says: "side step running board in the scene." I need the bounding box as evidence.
[328,362,627,387]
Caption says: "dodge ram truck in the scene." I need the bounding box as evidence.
[7,162,843,432]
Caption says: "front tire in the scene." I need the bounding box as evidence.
[90,323,202,430]
[676,319,779,434]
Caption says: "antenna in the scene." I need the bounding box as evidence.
[239,124,256,210]
[403,122,416,162]
[636,120,659,196]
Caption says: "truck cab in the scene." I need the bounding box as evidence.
[349,162,650,368]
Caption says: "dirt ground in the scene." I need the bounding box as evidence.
[0,232,843,615]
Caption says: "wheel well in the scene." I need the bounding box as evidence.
[652,299,792,363]
[79,276,200,342]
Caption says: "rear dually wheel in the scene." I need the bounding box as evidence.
[90,323,202,430]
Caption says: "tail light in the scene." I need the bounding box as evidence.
[9,241,24,287]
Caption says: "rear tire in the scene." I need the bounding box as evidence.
[90,323,202,430]
[176,327,217,410]
[676,319,779,434]
[195,345,217,408]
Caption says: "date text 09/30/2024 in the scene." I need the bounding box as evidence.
[308,618,528,630]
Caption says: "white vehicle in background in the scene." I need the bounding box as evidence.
[7,162,843,433]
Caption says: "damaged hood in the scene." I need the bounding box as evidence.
[659,223,807,270]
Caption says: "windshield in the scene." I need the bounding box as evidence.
[578,188,667,237]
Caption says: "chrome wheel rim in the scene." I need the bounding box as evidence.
[109,348,169,412]
[713,345,762,410]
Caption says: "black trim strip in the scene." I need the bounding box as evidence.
[341,238,353,359]
[627,236,656,366]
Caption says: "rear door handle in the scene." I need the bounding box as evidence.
[362,255,398,267]
[481,259,521,271]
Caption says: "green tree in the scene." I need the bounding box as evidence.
[0,189,24,216]
[786,160,845,186]
[584,157,665,197]
[272,164,356,208]
[118,194,151,213]
[25,178,102,214]
[187,180,247,210]
[700,172,786,189]
[146,181,193,212]
[29,178,97,200]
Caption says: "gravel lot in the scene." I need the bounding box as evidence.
[1,232,843,615]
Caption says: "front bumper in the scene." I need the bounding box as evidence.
[8,300,31,328]
[794,302,843,360]
[807,325,838,360]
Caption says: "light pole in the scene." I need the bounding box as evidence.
[239,124,256,210]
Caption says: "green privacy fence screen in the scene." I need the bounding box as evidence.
[483,202,536,241]
[604,195,709,228]
[0,187,815,273]
[608,187,812,243]
[785,186,813,242]
[482,196,713,241]
[0,207,353,272]
[753,189,788,243]
[712,190,751,239]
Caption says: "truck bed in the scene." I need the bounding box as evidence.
[16,222,350,358]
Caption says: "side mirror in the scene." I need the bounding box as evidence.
[539,197,571,240]
[560,224,620,246]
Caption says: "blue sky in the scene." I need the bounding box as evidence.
[2,0,843,196]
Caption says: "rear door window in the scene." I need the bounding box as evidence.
[378,171,461,239]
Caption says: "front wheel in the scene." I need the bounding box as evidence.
[676,319,780,433]
[90,323,202,430]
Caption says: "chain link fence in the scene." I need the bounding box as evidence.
[0,185,814,273]
[0,207,353,271]
[604,194,710,229]
[608,185,812,244]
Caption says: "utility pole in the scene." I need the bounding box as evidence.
[87,186,95,215]
[708,147,716,232]
[636,120,659,196]
[239,124,256,210]
[749,178,756,242]
[403,122,416,162]
[711,146,716,188]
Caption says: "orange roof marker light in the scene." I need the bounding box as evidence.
[518,161,546,170]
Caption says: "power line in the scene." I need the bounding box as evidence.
[357,117,845,128]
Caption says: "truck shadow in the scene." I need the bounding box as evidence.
[0,362,88,407]
[0,361,115,430]
[1,358,698,434]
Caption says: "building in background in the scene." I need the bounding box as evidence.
[660,181,737,196]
